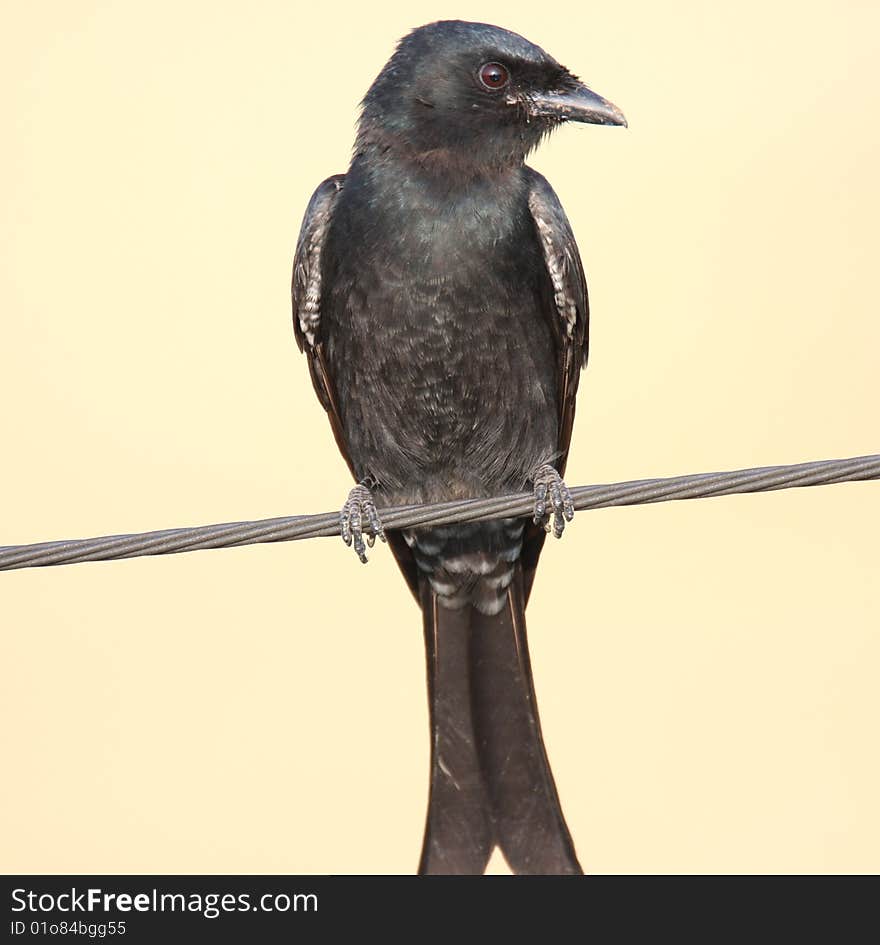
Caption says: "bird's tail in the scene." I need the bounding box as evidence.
[418,565,582,875]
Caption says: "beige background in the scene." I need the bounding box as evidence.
[1,0,878,874]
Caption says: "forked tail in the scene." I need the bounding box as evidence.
[418,566,582,875]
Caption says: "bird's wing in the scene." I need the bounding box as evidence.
[521,168,590,601]
[291,174,357,475]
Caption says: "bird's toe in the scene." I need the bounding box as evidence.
[340,482,386,563]
[531,464,574,539]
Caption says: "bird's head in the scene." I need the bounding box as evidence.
[357,20,626,176]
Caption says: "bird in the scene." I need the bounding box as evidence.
[292,19,625,875]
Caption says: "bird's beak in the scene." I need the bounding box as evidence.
[526,81,627,127]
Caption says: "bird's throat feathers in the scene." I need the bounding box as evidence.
[355,108,551,182]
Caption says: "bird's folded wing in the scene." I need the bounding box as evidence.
[291,174,356,476]
[521,168,590,600]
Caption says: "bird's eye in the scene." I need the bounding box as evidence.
[477,62,510,91]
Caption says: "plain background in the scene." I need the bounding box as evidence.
[1,0,878,874]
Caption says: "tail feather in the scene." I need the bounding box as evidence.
[418,584,494,874]
[418,566,582,875]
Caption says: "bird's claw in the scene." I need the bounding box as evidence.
[532,464,575,539]
[340,483,386,563]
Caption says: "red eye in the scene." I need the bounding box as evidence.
[478,62,510,91]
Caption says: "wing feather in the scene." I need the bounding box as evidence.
[522,168,591,600]
[293,174,344,352]
[292,175,346,416]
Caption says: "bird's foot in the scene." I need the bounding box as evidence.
[531,464,575,539]
[340,481,386,563]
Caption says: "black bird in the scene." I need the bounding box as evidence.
[292,20,625,874]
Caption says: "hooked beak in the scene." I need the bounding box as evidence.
[527,80,627,127]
